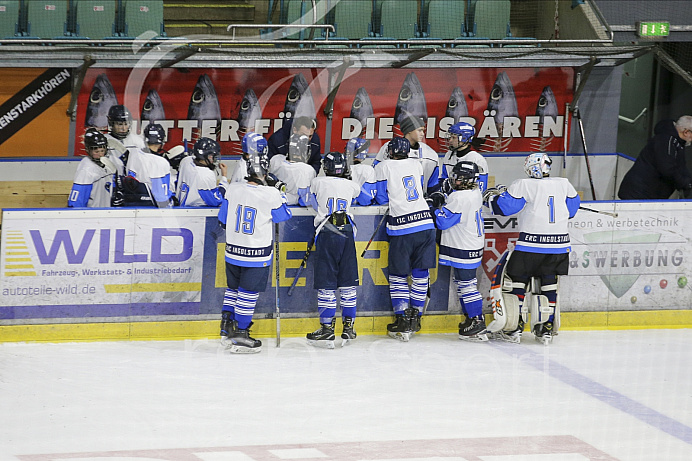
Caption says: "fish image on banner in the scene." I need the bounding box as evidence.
[229,89,263,156]
[283,73,316,122]
[350,87,374,138]
[187,74,221,142]
[141,89,166,124]
[439,86,468,151]
[530,85,559,152]
[481,71,518,152]
[84,73,118,129]
[393,72,428,137]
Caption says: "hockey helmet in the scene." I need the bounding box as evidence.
[242,132,268,157]
[345,138,371,163]
[247,151,269,183]
[450,161,479,190]
[388,137,410,160]
[192,137,221,170]
[107,105,132,139]
[524,153,552,179]
[84,129,108,152]
[323,151,349,177]
[448,122,475,144]
[143,123,166,147]
[288,133,310,164]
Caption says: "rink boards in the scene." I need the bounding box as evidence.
[1,200,692,341]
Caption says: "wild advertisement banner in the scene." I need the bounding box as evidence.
[74,67,573,156]
[0,207,451,321]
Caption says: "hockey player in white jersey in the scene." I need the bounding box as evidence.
[346,138,375,187]
[141,123,190,190]
[105,105,145,154]
[305,151,362,348]
[440,122,489,193]
[485,153,580,344]
[230,132,265,184]
[367,137,437,341]
[432,162,487,341]
[374,115,439,195]
[218,151,292,353]
[68,129,124,208]
[176,137,228,207]
[268,132,316,206]
[122,129,174,208]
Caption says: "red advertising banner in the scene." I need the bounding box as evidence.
[75,67,573,156]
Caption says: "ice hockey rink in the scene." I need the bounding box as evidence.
[2,329,692,461]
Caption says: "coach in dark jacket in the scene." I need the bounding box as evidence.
[618,116,692,200]
[267,116,322,174]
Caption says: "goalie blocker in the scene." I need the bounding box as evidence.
[486,250,561,339]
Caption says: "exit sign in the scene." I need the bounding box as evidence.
[637,21,670,38]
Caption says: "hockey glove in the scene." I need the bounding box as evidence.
[441,177,455,195]
[111,190,124,207]
[429,191,446,209]
[266,173,287,193]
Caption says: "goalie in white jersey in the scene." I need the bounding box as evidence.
[366,137,437,342]
[485,153,580,344]
[218,150,292,353]
[304,151,362,348]
[268,132,316,206]
[176,137,227,207]
[433,162,487,342]
[68,129,124,208]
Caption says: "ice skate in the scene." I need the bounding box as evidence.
[307,319,336,349]
[387,313,412,342]
[341,317,356,347]
[220,311,233,338]
[490,317,524,343]
[406,307,421,334]
[225,321,262,354]
[534,321,554,345]
[459,315,488,342]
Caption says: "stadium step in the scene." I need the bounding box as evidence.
[163,1,256,37]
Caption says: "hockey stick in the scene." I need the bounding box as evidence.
[360,209,389,257]
[288,234,315,296]
[274,222,281,347]
[579,206,618,218]
[575,108,597,200]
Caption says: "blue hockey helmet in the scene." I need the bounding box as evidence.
[388,137,410,160]
[345,138,371,162]
[241,132,268,157]
[448,122,475,144]
[323,151,349,177]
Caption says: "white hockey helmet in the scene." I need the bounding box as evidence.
[524,153,552,179]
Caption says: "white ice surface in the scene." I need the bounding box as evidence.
[1,330,691,461]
